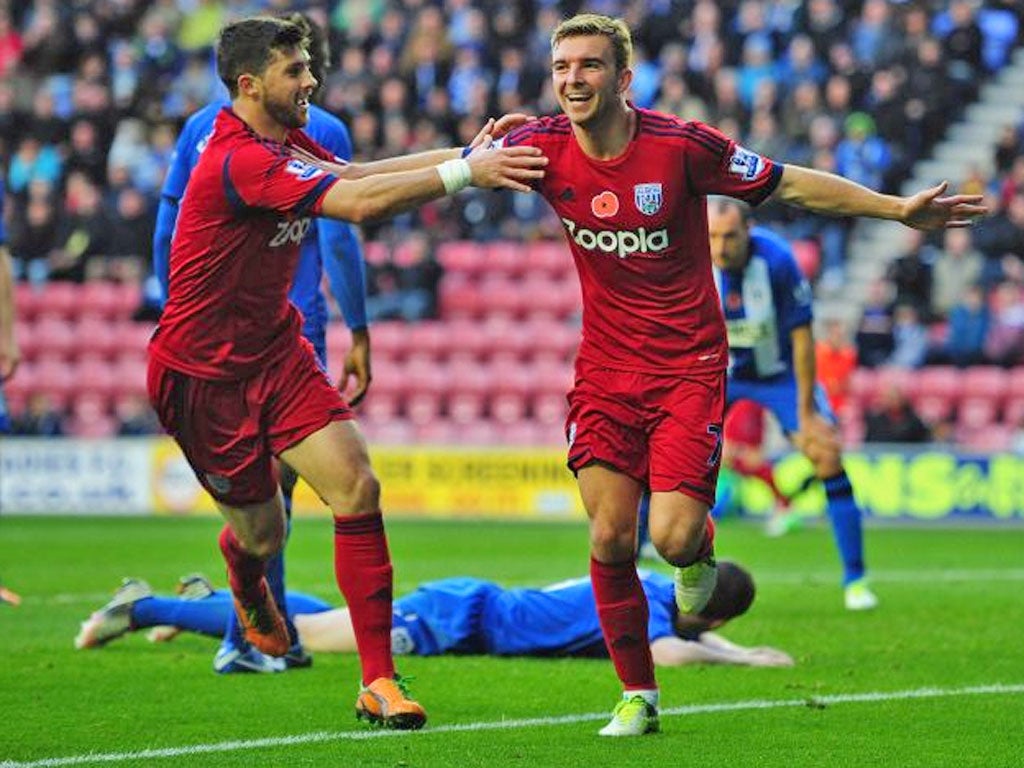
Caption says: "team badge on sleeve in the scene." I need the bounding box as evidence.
[633,183,663,216]
[285,158,324,181]
[728,146,765,181]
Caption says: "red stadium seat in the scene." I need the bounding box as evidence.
[108,356,149,399]
[960,366,1009,404]
[77,281,122,320]
[31,316,77,360]
[440,275,488,320]
[791,239,821,280]
[35,282,81,320]
[414,420,459,444]
[475,274,527,319]
[525,240,574,281]
[14,282,44,322]
[485,241,529,280]
[32,356,76,410]
[497,421,549,446]
[111,282,143,319]
[436,241,486,279]
[67,393,117,438]
[73,355,117,403]
[909,366,961,421]
[524,318,579,363]
[111,322,156,357]
[362,240,390,266]
[361,418,415,445]
[74,316,119,359]
[454,419,500,445]
[956,424,1014,453]
[406,321,453,361]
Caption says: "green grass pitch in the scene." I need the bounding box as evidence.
[1,515,1022,767]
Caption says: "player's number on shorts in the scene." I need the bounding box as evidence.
[706,423,723,467]
[269,218,312,247]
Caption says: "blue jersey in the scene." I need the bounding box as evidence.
[390,572,678,657]
[714,227,834,433]
[714,227,813,382]
[153,102,366,363]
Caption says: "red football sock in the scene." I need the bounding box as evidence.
[732,456,789,506]
[590,557,656,691]
[334,512,395,685]
[218,525,266,605]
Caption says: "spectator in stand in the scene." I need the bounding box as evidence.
[864,383,931,444]
[886,230,935,319]
[11,392,65,437]
[47,178,109,283]
[887,303,930,369]
[7,195,58,284]
[835,112,892,193]
[931,228,984,319]
[815,316,857,417]
[855,278,895,367]
[984,280,1024,367]
[938,283,990,368]
[938,0,984,102]
[994,125,1022,176]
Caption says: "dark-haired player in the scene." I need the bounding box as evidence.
[148,16,545,729]
[499,12,983,736]
[152,13,370,677]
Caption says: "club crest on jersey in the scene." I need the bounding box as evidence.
[633,183,663,216]
[285,158,323,181]
[728,146,765,181]
[591,191,619,218]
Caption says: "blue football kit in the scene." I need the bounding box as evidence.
[712,227,866,586]
[128,572,687,656]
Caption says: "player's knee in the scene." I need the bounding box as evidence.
[651,515,706,564]
[589,519,635,560]
[329,464,381,515]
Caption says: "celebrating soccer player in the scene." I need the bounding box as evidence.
[147,16,545,729]
[499,13,985,736]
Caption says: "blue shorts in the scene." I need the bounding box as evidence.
[727,377,836,435]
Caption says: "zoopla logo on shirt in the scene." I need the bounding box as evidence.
[561,217,668,259]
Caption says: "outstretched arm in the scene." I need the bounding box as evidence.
[650,633,794,667]
[292,607,358,653]
[774,165,986,230]
[317,145,546,224]
[295,114,532,180]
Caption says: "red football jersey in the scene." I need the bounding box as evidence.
[150,107,340,380]
[504,109,782,375]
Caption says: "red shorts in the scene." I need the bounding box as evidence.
[147,339,352,506]
[724,399,765,448]
[565,359,726,505]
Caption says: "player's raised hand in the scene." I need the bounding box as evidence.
[901,181,988,230]
[339,328,372,406]
[466,146,547,193]
[468,114,535,149]
[0,334,20,382]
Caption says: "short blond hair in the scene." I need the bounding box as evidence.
[551,13,633,73]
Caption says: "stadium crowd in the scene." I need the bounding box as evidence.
[2,0,1024,445]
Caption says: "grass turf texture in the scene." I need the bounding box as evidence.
[1,516,1021,767]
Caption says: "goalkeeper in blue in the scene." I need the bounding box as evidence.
[75,563,792,668]
[707,196,877,611]
[151,14,371,673]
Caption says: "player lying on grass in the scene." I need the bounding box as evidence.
[75,562,792,669]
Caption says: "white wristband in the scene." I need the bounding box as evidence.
[437,158,473,195]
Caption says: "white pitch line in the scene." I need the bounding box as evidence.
[32,568,1024,606]
[2,683,1022,768]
